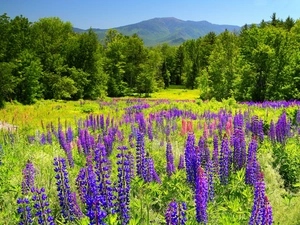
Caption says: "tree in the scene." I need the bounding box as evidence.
[173,45,185,85]
[159,43,176,87]
[0,62,17,108]
[123,34,148,90]
[0,13,10,62]
[31,17,73,69]
[207,30,239,100]
[52,77,78,100]
[103,31,127,97]
[136,48,161,96]
[14,50,43,104]
[6,15,32,61]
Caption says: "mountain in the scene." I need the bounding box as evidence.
[74,17,240,46]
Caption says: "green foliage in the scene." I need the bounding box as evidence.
[272,139,300,191]
[0,62,17,108]
[14,50,43,104]
[53,76,78,100]
[2,13,300,105]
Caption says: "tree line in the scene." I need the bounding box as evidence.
[1,13,300,107]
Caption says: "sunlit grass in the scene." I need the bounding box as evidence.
[151,87,200,100]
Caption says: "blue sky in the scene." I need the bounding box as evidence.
[1,0,299,28]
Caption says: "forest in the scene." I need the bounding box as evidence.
[1,13,300,107]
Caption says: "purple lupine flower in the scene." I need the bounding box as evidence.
[185,133,197,186]
[78,129,87,155]
[17,198,33,225]
[77,138,82,154]
[198,136,210,168]
[66,126,73,144]
[261,196,273,225]
[21,161,35,195]
[128,151,135,178]
[232,128,246,171]
[268,120,276,143]
[94,144,115,214]
[233,112,244,130]
[136,132,146,178]
[28,135,35,144]
[245,121,251,135]
[136,113,146,134]
[258,119,264,142]
[212,134,219,175]
[178,154,185,170]
[275,112,286,143]
[172,121,177,134]
[166,142,176,177]
[58,127,74,167]
[147,121,153,141]
[129,133,135,148]
[245,139,259,186]
[165,199,187,225]
[58,126,65,147]
[178,202,187,225]
[195,166,208,224]
[165,124,171,137]
[100,115,104,130]
[103,135,113,156]
[116,146,131,225]
[219,135,230,185]
[31,187,54,225]
[206,159,214,202]
[106,115,110,130]
[70,192,84,219]
[83,155,107,224]
[296,109,300,125]
[249,173,273,225]
[152,166,162,184]
[47,130,52,145]
[54,157,79,222]
[75,168,87,205]
[117,129,124,142]
[144,156,154,183]
[160,140,165,147]
[165,200,178,225]
[40,133,46,145]
[64,143,74,168]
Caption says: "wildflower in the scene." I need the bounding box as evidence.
[94,144,115,214]
[165,200,187,225]
[166,142,176,177]
[219,135,230,185]
[17,198,33,225]
[185,133,197,186]
[31,187,54,225]
[54,157,80,222]
[245,139,259,186]
[136,132,145,178]
[21,161,35,195]
[212,134,219,175]
[178,154,185,170]
[232,128,246,171]
[249,173,273,225]
[195,166,208,224]
[116,146,131,225]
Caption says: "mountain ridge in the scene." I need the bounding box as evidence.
[74,17,240,46]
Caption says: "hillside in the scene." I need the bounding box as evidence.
[74,17,240,46]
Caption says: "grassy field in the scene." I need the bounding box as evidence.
[151,85,200,100]
[0,91,300,225]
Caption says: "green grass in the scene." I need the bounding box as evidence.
[1,98,300,225]
[151,86,200,100]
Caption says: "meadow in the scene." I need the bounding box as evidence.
[0,97,300,225]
